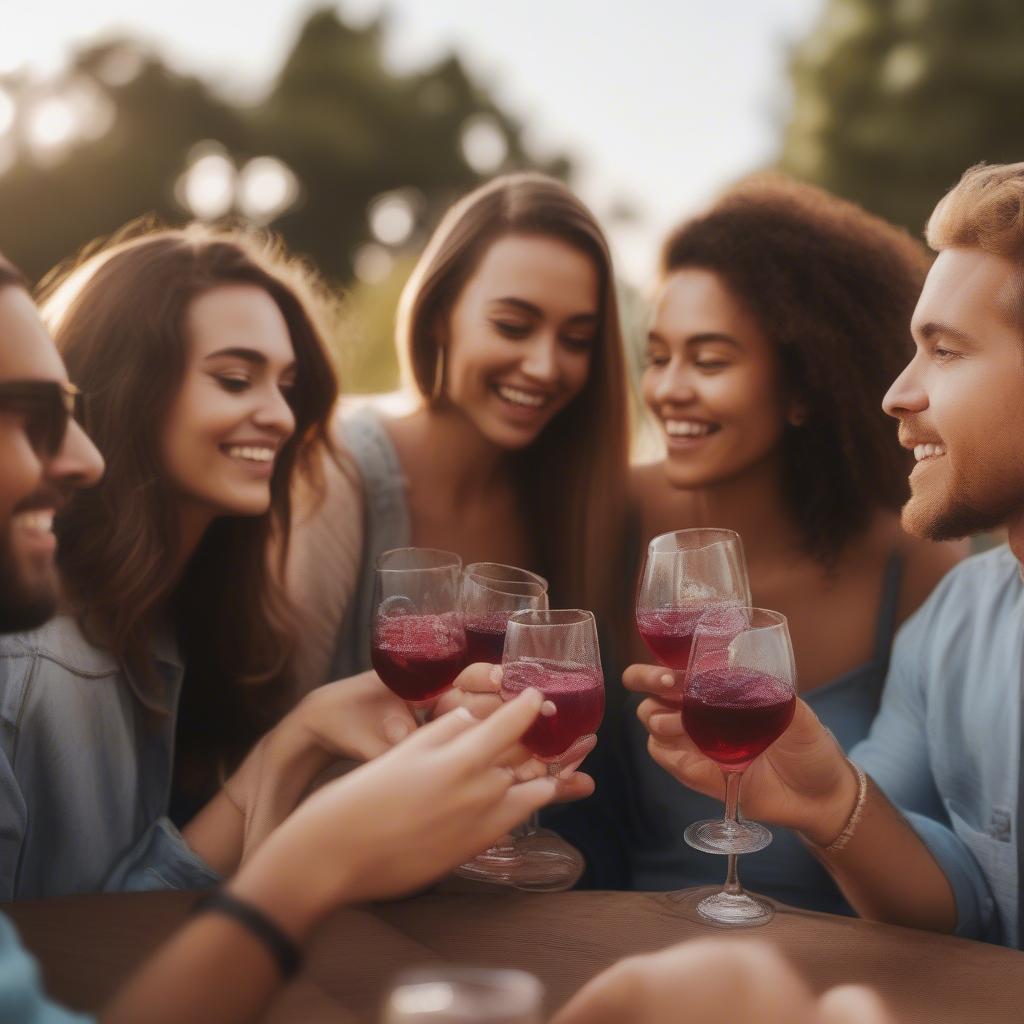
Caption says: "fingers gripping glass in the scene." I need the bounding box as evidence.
[0,380,82,457]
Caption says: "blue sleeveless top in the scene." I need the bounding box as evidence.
[621,552,903,912]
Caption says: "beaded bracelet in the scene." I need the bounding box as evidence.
[821,761,868,855]
[192,889,301,979]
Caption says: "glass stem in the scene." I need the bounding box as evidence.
[412,705,431,726]
[723,853,743,896]
[722,768,743,829]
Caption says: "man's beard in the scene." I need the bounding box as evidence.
[0,531,58,634]
[901,456,1024,541]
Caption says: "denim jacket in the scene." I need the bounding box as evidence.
[0,615,220,899]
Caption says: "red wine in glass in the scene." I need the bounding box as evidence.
[683,666,796,770]
[464,612,509,664]
[371,614,468,704]
[502,659,605,762]
[637,606,741,707]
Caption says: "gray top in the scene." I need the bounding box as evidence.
[0,615,220,898]
[326,408,411,680]
[853,544,1020,947]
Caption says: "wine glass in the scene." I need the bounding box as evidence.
[499,609,604,890]
[635,529,751,707]
[681,607,797,927]
[455,563,549,887]
[371,548,467,721]
[381,966,543,1023]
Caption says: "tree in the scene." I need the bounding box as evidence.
[778,0,1024,235]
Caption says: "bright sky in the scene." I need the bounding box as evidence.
[1,0,823,284]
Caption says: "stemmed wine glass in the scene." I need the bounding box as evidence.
[635,529,751,706]
[454,563,550,887]
[499,609,604,890]
[371,548,468,722]
[680,607,797,927]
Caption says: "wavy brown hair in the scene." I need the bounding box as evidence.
[660,175,930,566]
[397,173,630,622]
[38,223,338,790]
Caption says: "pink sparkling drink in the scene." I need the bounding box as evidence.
[371,613,467,704]
[502,659,604,761]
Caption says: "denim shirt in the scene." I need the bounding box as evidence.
[0,615,220,899]
[852,545,1021,948]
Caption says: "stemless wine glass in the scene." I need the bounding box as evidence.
[498,609,605,890]
[381,966,544,1023]
[681,607,797,927]
[455,563,549,887]
[635,529,751,706]
[371,548,467,720]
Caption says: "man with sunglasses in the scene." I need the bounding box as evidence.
[0,259,103,631]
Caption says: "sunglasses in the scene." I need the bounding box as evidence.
[0,380,83,458]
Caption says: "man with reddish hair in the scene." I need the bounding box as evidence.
[629,161,1024,950]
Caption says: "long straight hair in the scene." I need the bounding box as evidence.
[397,174,630,623]
[38,223,338,777]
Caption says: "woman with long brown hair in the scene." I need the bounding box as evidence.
[0,224,440,898]
[289,172,630,689]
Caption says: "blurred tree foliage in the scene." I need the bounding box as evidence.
[0,6,570,390]
[779,0,1024,236]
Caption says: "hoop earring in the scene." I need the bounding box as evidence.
[431,347,446,403]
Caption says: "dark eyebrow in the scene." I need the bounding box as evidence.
[646,330,741,348]
[491,297,598,324]
[917,322,977,347]
[204,347,297,372]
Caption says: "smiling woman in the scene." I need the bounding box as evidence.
[288,172,630,691]
[0,223,346,899]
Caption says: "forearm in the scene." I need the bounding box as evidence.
[102,912,284,1024]
[805,778,957,933]
[104,825,344,1024]
[183,730,327,875]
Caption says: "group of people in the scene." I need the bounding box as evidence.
[1,156,1023,1022]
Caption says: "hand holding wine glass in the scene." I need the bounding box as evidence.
[627,671,857,845]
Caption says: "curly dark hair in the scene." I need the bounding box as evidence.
[660,174,929,566]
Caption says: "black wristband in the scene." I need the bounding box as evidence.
[192,889,302,979]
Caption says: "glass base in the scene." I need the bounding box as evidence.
[453,828,583,892]
[684,817,772,855]
[667,885,774,929]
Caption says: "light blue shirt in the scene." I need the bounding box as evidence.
[852,544,1020,947]
[0,913,91,1022]
[0,615,220,899]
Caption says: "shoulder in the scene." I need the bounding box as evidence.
[0,615,117,677]
[0,615,119,729]
[894,530,972,626]
[895,544,1020,649]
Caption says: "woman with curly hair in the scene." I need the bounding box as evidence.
[555,176,967,910]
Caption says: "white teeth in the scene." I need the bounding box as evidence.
[913,443,947,462]
[664,419,714,438]
[496,385,547,409]
[13,510,54,533]
[226,446,275,463]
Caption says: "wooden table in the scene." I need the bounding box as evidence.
[8,887,1023,1022]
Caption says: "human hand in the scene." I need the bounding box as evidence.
[436,663,596,802]
[551,938,896,1024]
[231,690,572,936]
[624,664,858,845]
